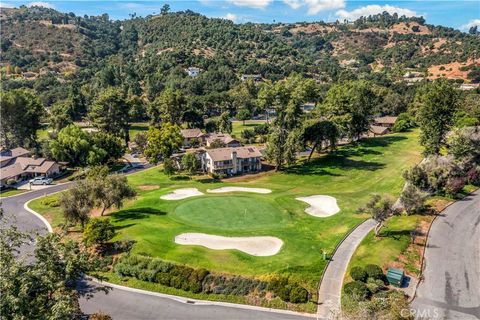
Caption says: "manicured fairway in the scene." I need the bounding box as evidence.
[30,130,423,298]
[173,196,285,230]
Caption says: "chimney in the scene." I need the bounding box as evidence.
[231,150,237,174]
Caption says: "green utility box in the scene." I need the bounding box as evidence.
[386,268,404,287]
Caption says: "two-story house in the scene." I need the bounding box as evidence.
[202,146,262,176]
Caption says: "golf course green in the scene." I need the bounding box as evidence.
[172,196,285,230]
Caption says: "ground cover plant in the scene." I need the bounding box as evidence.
[30,130,422,311]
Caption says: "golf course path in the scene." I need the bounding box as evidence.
[412,189,480,320]
[317,219,377,319]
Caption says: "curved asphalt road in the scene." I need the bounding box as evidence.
[412,189,480,320]
[0,183,313,320]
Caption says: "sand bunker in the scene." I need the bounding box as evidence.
[175,233,283,256]
[296,195,340,217]
[160,188,204,200]
[207,187,272,194]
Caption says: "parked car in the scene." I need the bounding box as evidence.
[29,177,53,185]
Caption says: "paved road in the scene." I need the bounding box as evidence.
[1,181,313,320]
[412,189,480,320]
[317,219,377,319]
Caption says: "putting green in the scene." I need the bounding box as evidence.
[172,196,285,230]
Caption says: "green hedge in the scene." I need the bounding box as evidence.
[114,254,309,303]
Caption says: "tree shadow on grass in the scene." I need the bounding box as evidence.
[112,207,166,222]
[379,229,413,240]
[285,135,403,175]
[287,155,385,176]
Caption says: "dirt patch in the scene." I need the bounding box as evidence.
[289,23,335,35]
[138,185,160,191]
[428,59,480,81]
[390,22,430,35]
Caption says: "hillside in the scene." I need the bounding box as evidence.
[1,6,479,106]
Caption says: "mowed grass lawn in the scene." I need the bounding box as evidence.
[231,120,266,137]
[30,130,422,293]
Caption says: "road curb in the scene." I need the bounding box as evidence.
[88,276,316,318]
[24,198,54,233]
[24,190,317,319]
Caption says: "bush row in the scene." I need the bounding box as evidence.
[114,254,309,303]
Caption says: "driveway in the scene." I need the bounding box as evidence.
[412,189,480,320]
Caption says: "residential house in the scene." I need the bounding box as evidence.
[206,133,241,148]
[186,67,201,78]
[374,116,398,128]
[459,83,479,91]
[368,125,390,137]
[202,146,262,175]
[181,128,205,147]
[0,148,61,188]
[240,74,262,82]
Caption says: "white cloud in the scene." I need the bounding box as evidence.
[461,19,480,30]
[283,0,302,10]
[229,0,272,9]
[283,0,345,15]
[0,2,14,8]
[336,5,418,21]
[223,13,237,22]
[27,2,55,9]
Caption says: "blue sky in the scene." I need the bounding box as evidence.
[2,0,479,30]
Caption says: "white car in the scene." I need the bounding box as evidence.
[29,177,53,185]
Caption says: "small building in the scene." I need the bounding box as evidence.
[180,128,205,148]
[186,67,200,78]
[0,148,61,188]
[206,133,241,148]
[369,125,390,137]
[374,116,398,128]
[386,268,404,287]
[301,103,316,113]
[241,74,262,82]
[459,83,479,91]
[202,146,262,175]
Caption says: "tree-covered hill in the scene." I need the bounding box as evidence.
[1,6,479,108]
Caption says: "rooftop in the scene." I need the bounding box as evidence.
[206,146,262,162]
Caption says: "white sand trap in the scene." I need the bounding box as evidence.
[160,188,204,200]
[296,195,340,217]
[207,187,272,194]
[175,233,283,256]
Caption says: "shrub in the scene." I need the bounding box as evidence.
[90,313,113,320]
[268,277,291,301]
[163,158,177,176]
[343,281,370,300]
[400,184,426,215]
[366,278,385,294]
[83,218,116,246]
[350,266,368,282]
[40,197,60,207]
[466,166,480,185]
[6,178,16,186]
[364,264,384,280]
[289,285,309,303]
[445,177,466,196]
